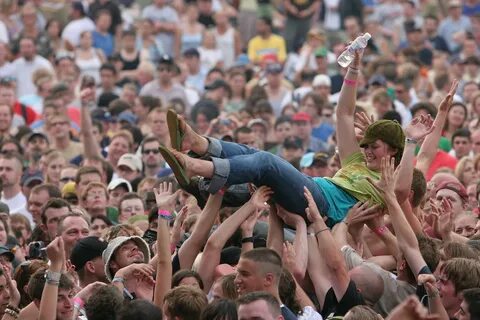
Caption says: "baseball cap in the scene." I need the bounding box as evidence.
[0,246,14,262]
[312,74,331,87]
[118,111,138,125]
[292,112,312,123]
[91,108,113,122]
[21,171,44,187]
[70,237,108,271]
[158,54,174,65]
[205,79,230,91]
[265,63,283,74]
[448,0,462,7]
[300,152,330,168]
[0,202,9,215]
[117,154,143,172]
[107,178,133,192]
[102,236,150,281]
[183,48,200,58]
[314,47,328,58]
[368,74,387,87]
[27,132,49,144]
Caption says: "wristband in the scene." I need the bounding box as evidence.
[4,308,18,319]
[73,297,85,309]
[405,137,418,145]
[218,188,226,195]
[373,225,387,236]
[6,305,19,313]
[112,276,125,284]
[158,209,174,221]
[344,79,357,86]
[241,237,254,244]
[314,228,330,237]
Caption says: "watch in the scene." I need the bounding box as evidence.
[45,270,61,283]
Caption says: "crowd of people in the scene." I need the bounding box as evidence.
[0,0,479,319]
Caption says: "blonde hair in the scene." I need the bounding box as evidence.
[455,156,474,185]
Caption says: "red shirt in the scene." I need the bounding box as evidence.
[426,150,458,181]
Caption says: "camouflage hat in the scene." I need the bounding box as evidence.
[359,120,405,151]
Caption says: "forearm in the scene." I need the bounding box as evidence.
[267,208,284,256]
[292,221,308,279]
[154,218,172,307]
[178,194,222,269]
[332,222,349,247]
[385,193,419,251]
[404,203,425,236]
[394,143,416,203]
[427,293,449,320]
[38,266,61,320]
[80,103,102,159]
[336,68,360,117]
[241,225,254,253]
[374,227,400,260]
[416,110,447,174]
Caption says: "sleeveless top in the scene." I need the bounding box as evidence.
[181,33,203,52]
[214,27,235,68]
[75,48,102,84]
[120,51,140,70]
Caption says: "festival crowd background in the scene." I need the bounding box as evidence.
[0,0,479,319]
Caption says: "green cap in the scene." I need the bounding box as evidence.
[314,47,328,57]
[359,120,405,151]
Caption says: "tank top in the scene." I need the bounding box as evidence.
[75,48,102,84]
[214,27,235,68]
[181,33,203,52]
[120,51,140,70]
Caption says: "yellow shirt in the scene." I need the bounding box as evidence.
[327,152,385,207]
[247,34,287,63]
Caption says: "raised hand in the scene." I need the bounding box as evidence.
[387,295,440,320]
[354,112,374,140]
[405,114,435,142]
[432,198,454,239]
[277,205,304,227]
[367,156,396,196]
[75,281,106,301]
[46,237,65,271]
[304,186,324,223]
[438,80,458,113]
[249,186,273,212]
[282,242,296,273]
[241,209,261,235]
[80,88,96,107]
[154,182,181,213]
[4,266,20,308]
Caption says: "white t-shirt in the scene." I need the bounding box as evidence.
[0,21,8,43]
[11,56,54,98]
[1,192,34,226]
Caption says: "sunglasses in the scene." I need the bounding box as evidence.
[143,149,160,155]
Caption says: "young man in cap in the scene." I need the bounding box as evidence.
[70,236,108,288]
[0,246,14,276]
[107,178,132,208]
[300,152,332,177]
[102,236,154,300]
[116,153,143,182]
[139,56,188,109]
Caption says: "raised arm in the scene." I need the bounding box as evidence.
[416,81,458,175]
[197,187,272,292]
[178,192,223,270]
[369,157,427,276]
[153,183,176,306]
[304,187,350,301]
[80,88,103,159]
[336,50,363,162]
[38,237,65,320]
[276,207,308,280]
[267,204,284,256]
[395,115,434,203]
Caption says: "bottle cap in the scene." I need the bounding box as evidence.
[363,33,372,41]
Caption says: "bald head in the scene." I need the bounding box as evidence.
[349,265,384,305]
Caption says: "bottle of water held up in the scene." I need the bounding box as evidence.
[337,33,371,68]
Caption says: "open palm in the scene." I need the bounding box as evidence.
[405,114,435,142]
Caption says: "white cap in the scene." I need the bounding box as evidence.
[117,153,143,172]
[362,33,372,41]
[107,178,132,192]
[313,74,331,87]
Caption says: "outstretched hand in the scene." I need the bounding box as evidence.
[438,80,459,113]
[354,112,374,141]
[367,156,396,196]
[249,186,273,212]
[154,182,181,213]
[405,114,435,142]
[304,186,325,224]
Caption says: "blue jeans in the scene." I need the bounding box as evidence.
[201,138,329,220]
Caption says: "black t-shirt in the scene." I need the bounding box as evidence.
[321,280,366,318]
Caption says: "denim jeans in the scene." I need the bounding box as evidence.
[201,138,330,219]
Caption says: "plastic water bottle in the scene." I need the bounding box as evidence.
[337,33,371,68]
